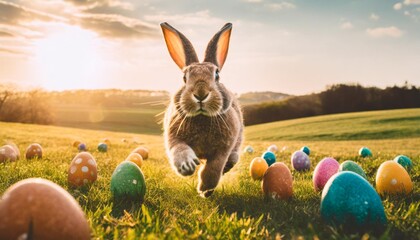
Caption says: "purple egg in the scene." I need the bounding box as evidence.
[291,150,310,171]
[313,157,339,191]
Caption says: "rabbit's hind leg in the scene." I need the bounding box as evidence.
[223,134,242,174]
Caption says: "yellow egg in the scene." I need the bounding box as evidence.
[249,157,268,180]
[125,152,143,168]
[73,140,81,148]
[376,160,413,195]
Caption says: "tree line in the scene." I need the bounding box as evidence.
[242,83,420,126]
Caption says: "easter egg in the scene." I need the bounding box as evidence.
[73,140,81,148]
[261,151,276,166]
[376,161,413,195]
[321,172,387,229]
[262,162,293,199]
[393,155,412,172]
[6,143,20,159]
[359,147,372,158]
[249,157,268,180]
[339,160,367,179]
[68,152,98,187]
[78,143,87,152]
[243,145,254,154]
[313,157,340,191]
[0,145,18,163]
[103,138,111,145]
[132,146,149,160]
[301,146,310,156]
[111,161,146,201]
[267,144,278,153]
[121,138,128,143]
[0,178,90,240]
[97,143,108,152]
[291,150,310,171]
[25,143,43,159]
[126,152,143,168]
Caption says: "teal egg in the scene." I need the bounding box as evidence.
[393,155,412,172]
[110,161,146,201]
[359,147,372,158]
[321,172,387,229]
[301,146,310,156]
[97,143,108,152]
[339,160,367,179]
[262,151,276,166]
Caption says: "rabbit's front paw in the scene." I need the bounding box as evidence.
[172,148,200,176]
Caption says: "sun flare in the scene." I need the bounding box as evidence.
[34,25,103,90]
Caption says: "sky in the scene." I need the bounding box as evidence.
[0,0,419,95]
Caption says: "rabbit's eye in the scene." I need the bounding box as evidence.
[215,70,220,82]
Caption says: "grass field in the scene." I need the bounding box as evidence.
[0,109,419,239]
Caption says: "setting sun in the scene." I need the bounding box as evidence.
[34,25,103,90]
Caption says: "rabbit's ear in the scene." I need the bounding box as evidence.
[161,22,199,69]
[204,23,232,70]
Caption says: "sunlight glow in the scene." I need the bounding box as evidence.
[34,25,103,90]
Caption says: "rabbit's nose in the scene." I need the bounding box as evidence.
[193,92,210,102]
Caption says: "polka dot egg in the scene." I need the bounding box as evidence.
[25,143,43,159]
[68,152,98,187]
[291,150,310,171]
[376,160,413,196]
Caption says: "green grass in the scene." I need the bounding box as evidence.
[1,109,419,239]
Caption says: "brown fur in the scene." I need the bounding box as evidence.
[161,23,243,197]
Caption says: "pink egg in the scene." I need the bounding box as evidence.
[313,157,339,191]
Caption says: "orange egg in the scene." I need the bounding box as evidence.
[132,146,149,160]
[125,152,143,168]
[262,162,293,200]
[103,138,111,145]
[25,143,43,159]
[376,160,413,195]
[250,157,268,180]
[0,178,90,240]
[0,145,18,163]
[73,140,81,148]
[68,152,98,187]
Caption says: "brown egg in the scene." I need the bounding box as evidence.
[103,138,111,145]
[6,143,20,159]
[73,140,81,148]
[262,162,293,200]
[0,178,90,240]
[0,145,18,163]
[125,152,143,168]
[132,146,149,160]
[68,152,98,187]
[25,143,43,159]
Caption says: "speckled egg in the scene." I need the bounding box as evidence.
[68,152,98,187]
[262,151,276,166]
[243,145,254,154]
[267,144,278,153]
[126,152,143,168]
[132,146,149,160]
[300,146,310,156]
[339,160,367,179]
[73,140,81,148]
[0,145,18,163]
[376,161,413,196]
[110,161,146,201]
[393,155,412,172]
[321,172,387,229]
[313,157,340,191]
[0,178,90,240]
[359,147,372,158]
[291,150,310,171]
[78,143,87,152]
[249,157,268,180]
[262,162,293,200]
[25,143,43,159]
[97,143,108,152]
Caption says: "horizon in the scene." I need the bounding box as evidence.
[1,0,420,95]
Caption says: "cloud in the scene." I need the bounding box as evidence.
[0,31,14,37]
[144,10,226,27]
[243,0,263,2]
[370,13,380,21]
[404,0,420,5]
[366,26,403,38]
[0,47,24,55]
[64,0,133,11]
[264,2,296,11]
[394,2,403,10]
[340,21,354,30]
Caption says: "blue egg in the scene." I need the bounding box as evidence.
[359,147,372,158]
[262,151,276,166]
[321,171,387,229]
[300,146,310,156]
[97,143,108,152]
[243,145,254,154]
[78,143,87,152]
[393,155,412,172]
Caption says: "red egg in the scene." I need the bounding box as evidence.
[25,143,43,159]
[313,157,340,191]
